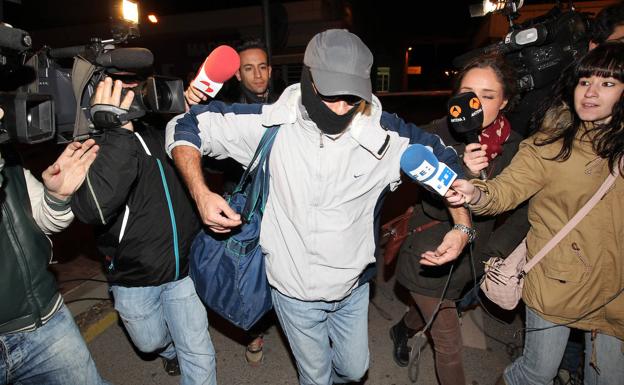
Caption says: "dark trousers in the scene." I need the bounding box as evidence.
[404,292,466,385]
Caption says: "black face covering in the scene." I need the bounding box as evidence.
[300,67,358,135]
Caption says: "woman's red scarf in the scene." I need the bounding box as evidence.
[478,114,511,160]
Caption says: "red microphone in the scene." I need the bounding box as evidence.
[191,45,240,98]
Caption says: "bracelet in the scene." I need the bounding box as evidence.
[452,224,476,243]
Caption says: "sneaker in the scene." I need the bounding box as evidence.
[161,356,181,376]
[245,336,264,367]
[389,320,411,367]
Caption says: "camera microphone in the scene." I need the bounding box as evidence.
[447,92,487,180]
[95,48,154,70]
[0,24,32,52]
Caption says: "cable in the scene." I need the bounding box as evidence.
[65,297,111,304]
[407,263,454,383]
[460,209,522,359]
[58,278,108,284]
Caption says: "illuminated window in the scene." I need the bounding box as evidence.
[376,67,390,92]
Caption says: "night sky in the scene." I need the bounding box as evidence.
[0,0,595,95]
[3,0,561,34]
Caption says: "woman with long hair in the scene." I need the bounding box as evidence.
[389,53,529,385]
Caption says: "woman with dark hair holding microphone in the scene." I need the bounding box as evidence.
[389,53,529,385]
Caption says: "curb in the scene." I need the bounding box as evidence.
[82,310,118,343]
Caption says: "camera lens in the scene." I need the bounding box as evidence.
[154,80,172,111]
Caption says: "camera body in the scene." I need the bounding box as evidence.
[0,8,185,145]
[40,41,185,141]
[454,4,591,93]
[0,24,55,145]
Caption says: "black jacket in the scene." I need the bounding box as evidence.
[395,117,530,299]
[0,148,61,334]
[72,124,200,287]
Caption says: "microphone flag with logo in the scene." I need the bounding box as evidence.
[448,91,488,180]
[191,45,241,98]
[400,144,457,196]
[447,91,483,143]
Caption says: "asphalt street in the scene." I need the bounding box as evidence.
[83,276,523,385]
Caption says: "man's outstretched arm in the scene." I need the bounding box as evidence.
[171,145,241,233]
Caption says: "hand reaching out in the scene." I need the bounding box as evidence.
[42,139,99,201]
[420,227,469,266]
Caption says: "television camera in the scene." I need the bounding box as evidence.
[456,0,591,93]
[0,0,185,145]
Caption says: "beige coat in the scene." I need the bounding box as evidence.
[471,115,624,339]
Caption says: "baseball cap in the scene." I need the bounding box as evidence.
[304,29,373,103]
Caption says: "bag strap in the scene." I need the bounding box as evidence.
[233,126,279,194]
[239,125,280,222]
[522,161,621,275]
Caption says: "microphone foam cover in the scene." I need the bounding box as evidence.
[400,144,440,183]
[203,45,241,83]
[0,25,30,51]
[108,48,154,69]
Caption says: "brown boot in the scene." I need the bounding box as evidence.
[495,375,508,385]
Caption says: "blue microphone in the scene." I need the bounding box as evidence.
[400,144,457,196]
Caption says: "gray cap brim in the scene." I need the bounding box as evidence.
[310,67,372,103]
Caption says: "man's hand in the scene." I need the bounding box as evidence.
[93,77,135,131]
[42,139,99,201]
[170,146,239,232]
[184,85,207,111]
[420,228,469,266]
[463,143,489,177]
[194,189,242,233]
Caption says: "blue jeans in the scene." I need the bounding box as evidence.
[0,304,108,385]
[271,283,370,385]
[111,276,216,385]
[504,307,624,385]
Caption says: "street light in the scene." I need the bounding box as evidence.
[403,46,412,91]
[469,0,524,17]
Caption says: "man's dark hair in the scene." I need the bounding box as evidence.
[236,38,268,54]
[590,1,624,44]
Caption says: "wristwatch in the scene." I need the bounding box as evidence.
[452,224,476,243]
